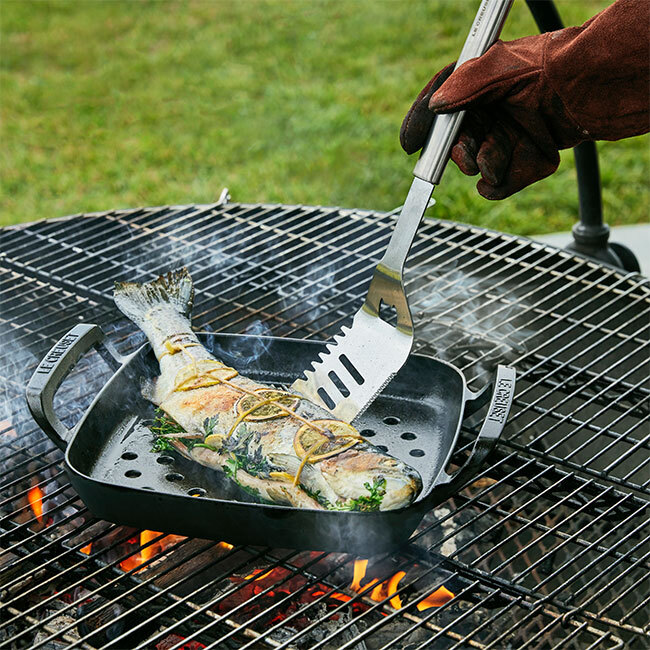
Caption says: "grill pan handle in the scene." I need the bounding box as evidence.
[435,364,516,491]
[26,324,117,450]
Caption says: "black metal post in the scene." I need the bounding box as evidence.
[524,0,640,272]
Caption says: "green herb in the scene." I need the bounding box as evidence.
[222,454,263,498]
[151,436,174,453]
[239,484,261,498]
[244,445,273,477]
[151,410,273,505]
[332,477,387,512]
[151,408,185,435]
[203,416,218,438]
[301,485,332,509]
[221,427,276,479]
[224,456,240,479]
[150,409,185,452]
[150,410,206,453]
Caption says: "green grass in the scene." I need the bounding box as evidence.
[1,0,648,234]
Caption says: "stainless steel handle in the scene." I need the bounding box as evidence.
[413,0,513,185]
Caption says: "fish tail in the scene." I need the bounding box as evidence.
[114,267,194,324]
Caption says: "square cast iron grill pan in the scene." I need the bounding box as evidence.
[26,323,515,554]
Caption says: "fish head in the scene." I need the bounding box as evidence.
[318,447,422,511]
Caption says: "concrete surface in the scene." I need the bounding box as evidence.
[533,223,650,277]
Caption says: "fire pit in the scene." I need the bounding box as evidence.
[1,195,648,648]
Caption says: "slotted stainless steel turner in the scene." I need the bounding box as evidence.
[292,0,513,422]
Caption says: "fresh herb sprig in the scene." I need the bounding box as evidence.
[203,416,218,438]
[301,485,332,509]
[151,436,175,453]
[221,426,275,478]
[150,409,184,452]
[332,477,387,512]
[150,409,202,452]
[151,408,185,436]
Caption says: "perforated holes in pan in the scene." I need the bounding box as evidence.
[108,420,224,499]
[355,394,447,494]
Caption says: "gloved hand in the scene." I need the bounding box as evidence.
[400,0,649,200]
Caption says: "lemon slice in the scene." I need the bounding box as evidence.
[204,432,225,448]
[235,389,300,421]
[293,419,360,462]
[174,360,238,391]
[269,471,295,482]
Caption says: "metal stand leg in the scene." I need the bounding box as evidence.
[524,0,641,273]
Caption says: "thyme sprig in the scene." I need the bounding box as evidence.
[150,409,202,452]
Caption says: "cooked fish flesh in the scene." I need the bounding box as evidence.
[114,268,421,511]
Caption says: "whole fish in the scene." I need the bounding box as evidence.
[114,268,421,511]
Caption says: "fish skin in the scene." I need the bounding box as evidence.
[114,268,422,511]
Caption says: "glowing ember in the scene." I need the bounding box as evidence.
[140,529,161,562]
[27,486,44,523]
[244,568,274,581]
[218,541,234,551]
[80,543,92,555]
[312,588,353,603]
[120,553,143,573]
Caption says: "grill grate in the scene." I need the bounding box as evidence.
[0,198,648,649]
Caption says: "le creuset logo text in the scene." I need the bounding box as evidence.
[487,378,514,424]
[36,333,79,374]
[471,0,488,37]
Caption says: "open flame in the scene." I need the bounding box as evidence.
[416,585,455,611]
[349,559,453,611]
[76,538,452,614]
[119,531,186,572]
[27,486,44,524]
[77,534,233,571]
[229,557,454,619]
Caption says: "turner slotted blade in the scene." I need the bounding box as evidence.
[292,0,513,422]
[291,300,415,422]
[291,178,433,422]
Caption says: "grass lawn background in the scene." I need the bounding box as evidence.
[1,0,648,233]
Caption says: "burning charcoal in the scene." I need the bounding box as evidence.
[155,633,206,650]
[31,614,80,650]
[76,595,157,647]
[270,602,368,650]
[144,539,235,595]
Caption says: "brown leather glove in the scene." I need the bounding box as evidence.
[401,0,650,200]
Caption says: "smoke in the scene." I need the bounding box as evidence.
[107,199,237,302]
[277,268,339,328]
[0,320,41,447]
[204,319,274,367]
[408,266,530,385]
